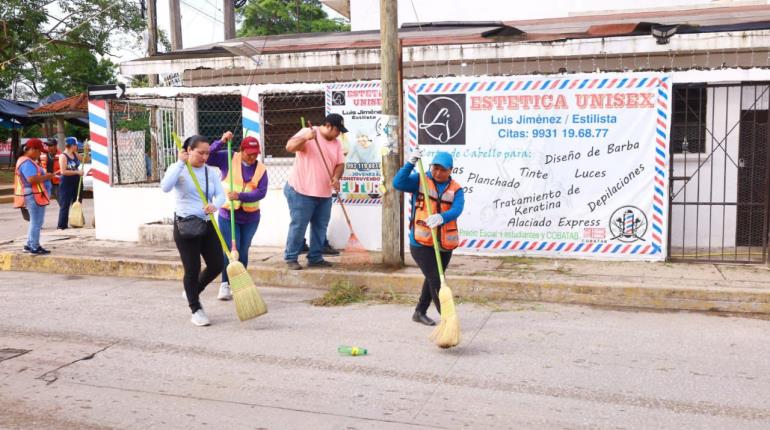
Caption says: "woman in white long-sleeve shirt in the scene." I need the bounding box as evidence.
[161,135,226,327]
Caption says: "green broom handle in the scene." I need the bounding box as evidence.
[416,156,446,281]
[171,133,232,260]
[228,138,236,253]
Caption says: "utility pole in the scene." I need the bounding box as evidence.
[380,0,403,266]
[169,0,183,50]
[146,0,159,85]
[224,0,236,40]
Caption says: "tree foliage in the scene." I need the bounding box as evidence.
[238,0,350,37]
[0,0,145,99]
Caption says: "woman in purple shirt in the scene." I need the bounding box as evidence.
[207,131,269,300]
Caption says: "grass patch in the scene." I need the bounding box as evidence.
[369,287,413,305]
[500,256,533,265]
[0,168,14,185]
[311,281,367,306]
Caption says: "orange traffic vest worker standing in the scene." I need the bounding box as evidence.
[14,138,55,255]
[392,150,465,326]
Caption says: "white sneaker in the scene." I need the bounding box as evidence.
[190,309,210,326]
[217,282,232,301]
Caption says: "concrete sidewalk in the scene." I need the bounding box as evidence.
[2,226,770,315]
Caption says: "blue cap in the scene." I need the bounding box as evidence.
[65,137,78,147]
[431,151,453,169]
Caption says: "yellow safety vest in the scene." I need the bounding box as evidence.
[222,153,266,212]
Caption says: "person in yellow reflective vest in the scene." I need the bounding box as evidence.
[207,132,268,301]
[393,150,465,326]
[14,138,56,255]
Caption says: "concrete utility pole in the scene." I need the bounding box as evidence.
[380,0,403,266]
[146,0,159,85]
[224,0,236,40]
[169,0,183,50]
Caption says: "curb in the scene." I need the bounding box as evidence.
[3,252,770,315]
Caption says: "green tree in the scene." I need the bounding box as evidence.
[0,0,145,99]
[238,0,350,37]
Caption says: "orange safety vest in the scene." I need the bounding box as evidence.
[222,153,266,212]
[412,176,461,250]
[14,156,50,208]
[39,152,61,185]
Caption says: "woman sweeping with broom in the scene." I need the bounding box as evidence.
[161,135,226,326]
[206,131,268,301]
[393,149,464,330]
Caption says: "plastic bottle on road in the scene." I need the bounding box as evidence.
[338,345,367,356]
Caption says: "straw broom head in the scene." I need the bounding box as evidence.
[429,280,460,348]
[227,260,267,321]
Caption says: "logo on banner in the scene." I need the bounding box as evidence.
[418,94,466,145]
[332,91,346,106]
[609,206,648,242]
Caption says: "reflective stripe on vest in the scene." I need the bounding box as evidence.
[221,153,266,212]
[412,177,461,250]
[14,156,50,208]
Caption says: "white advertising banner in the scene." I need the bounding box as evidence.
[326,82,383,205]
[115,130,146,184]
[405,72,672,260]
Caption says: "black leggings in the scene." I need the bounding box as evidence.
[410,245,452,315]
[174,219,224,313]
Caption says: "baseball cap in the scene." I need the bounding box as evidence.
[241,136,261,155]
[323,113,348,133]
[65,137,78,147]
[45,139,57,146]
[431,151,454,169]
[24,138,44,152]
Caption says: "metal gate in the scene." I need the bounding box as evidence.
[668,83,770,263]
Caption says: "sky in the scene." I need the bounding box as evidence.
[47,1,345,70]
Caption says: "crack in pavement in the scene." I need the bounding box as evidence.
[65,381,448,429]
[6,325,770,421]
[412,309,494,422]
[36,343,116,385]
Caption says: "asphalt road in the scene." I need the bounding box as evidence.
[1,272,770,429]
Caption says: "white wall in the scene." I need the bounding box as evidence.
[349,0,760,31]
[94,181,175,242]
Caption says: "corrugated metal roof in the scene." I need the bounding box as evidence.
[124,4,770,64]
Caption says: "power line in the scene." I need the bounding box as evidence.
[0,2,121,69]
[181,0,224,24]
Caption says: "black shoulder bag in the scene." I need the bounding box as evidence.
[176,166,210,239]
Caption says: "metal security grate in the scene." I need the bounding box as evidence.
[668,83,770,263]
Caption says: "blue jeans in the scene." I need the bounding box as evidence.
[218,214,259,283]
[57,180,77,229]
[284,184,332,263]
[25,194,46,250]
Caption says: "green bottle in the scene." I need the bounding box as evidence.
[338,345,367,356]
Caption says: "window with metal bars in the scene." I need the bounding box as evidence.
[670,85,707,154]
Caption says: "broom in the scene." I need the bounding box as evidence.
[301,118,370,265]
[68,173,85,228]
[416,157,460,349]
[172,132,267,321]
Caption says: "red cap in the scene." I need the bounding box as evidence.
[24,138,44,152]
[241,136,261,155]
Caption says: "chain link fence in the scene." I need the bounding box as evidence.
[261,91,325,186]
[109,91,327,188]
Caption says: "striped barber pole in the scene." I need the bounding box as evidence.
[87,99,110,184]
[241,94,261,141]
